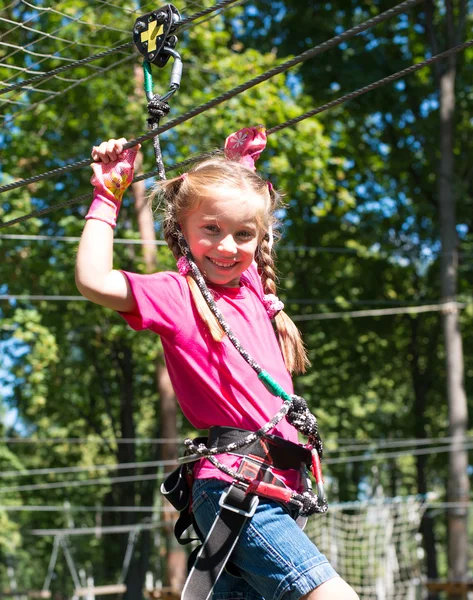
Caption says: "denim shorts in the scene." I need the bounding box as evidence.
[191,478,338,600]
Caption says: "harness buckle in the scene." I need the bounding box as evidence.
[219,486,259,518]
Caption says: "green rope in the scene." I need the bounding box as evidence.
[143,61,153,96]
[258,371,292,402]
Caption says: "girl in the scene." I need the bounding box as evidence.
[75,127,359,600]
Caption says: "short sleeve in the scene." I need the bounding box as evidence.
[118,270,190,338]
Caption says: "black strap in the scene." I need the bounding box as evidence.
[182,483,259,600]
[208,426,311,470]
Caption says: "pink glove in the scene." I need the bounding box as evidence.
[85,146,139,228]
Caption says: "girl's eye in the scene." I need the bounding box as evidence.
[238,231,254,239]
[203,225,219,233]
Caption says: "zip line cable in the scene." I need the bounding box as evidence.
[2,40,471,229]
[0,0,244,96]
[0,439,472,494]
[0,0,424,197]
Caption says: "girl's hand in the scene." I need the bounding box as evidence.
[91,138,141,164]
[86,139,142,229]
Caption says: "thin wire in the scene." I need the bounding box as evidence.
[2,436,468,477]
[0,16,111,50]
[0,42,133,96]
[325,440,473,465]
[0,0,424,196]
[0,233,167,245]
[19,0,129,34]
[2,500,472,513]
[0,0,243,96]
[0,434,468,448]
[30,522,161,536]
[0,505,165,512]
[0,458,176,478]
[1,441,470,494]
[2,54,136,126]
[291,302,466,321]
[1,294,467,321]
[0,436,182,444]
[328,435,473,453]
[2,233,471,259]
[0,471,169,494]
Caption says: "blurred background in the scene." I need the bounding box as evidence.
[0,0,472,598]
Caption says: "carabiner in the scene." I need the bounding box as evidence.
[143,47,182,103]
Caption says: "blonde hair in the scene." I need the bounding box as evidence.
[152,156,309,374]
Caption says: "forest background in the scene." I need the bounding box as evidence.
[0,0,472,598]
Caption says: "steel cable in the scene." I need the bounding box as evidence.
[0,0,424,196]
[1,38,471,228]
[0,0,244,96]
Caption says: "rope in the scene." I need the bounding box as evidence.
[2,36,471,229]
[0,0,244,96]
[0,0,424,196]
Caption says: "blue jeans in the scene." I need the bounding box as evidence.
[191,478,338,600]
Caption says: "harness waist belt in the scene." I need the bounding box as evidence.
[207,426,311,471]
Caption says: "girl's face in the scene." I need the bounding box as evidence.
[180,185,265,287]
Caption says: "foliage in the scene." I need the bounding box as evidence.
[1,0,472,593]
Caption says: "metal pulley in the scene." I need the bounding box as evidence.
[133,4,180,67]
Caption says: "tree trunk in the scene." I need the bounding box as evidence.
[437,44,469,600]
[409,316,439,599]
[425,3,470,595]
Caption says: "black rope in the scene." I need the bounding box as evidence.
[2,36,472,229]
[147,96,171,181]
[0,0,424,196]
[0,0,244,97]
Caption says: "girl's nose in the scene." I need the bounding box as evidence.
[218,234,237,254]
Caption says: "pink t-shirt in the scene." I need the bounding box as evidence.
[119,263,301,488]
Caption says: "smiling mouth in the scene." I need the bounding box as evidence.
[207,257,238,269]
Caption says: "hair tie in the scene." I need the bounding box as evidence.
[263,294,284,319]
[224,125,267,171]
[179,172,188,181]
[177,256,191,276]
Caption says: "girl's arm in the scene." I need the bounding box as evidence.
[75,219,135,312]
[75,138,139,313]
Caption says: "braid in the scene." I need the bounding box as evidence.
[256,238,310,375]
[258,236,277,295]
[163,216,181,261]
